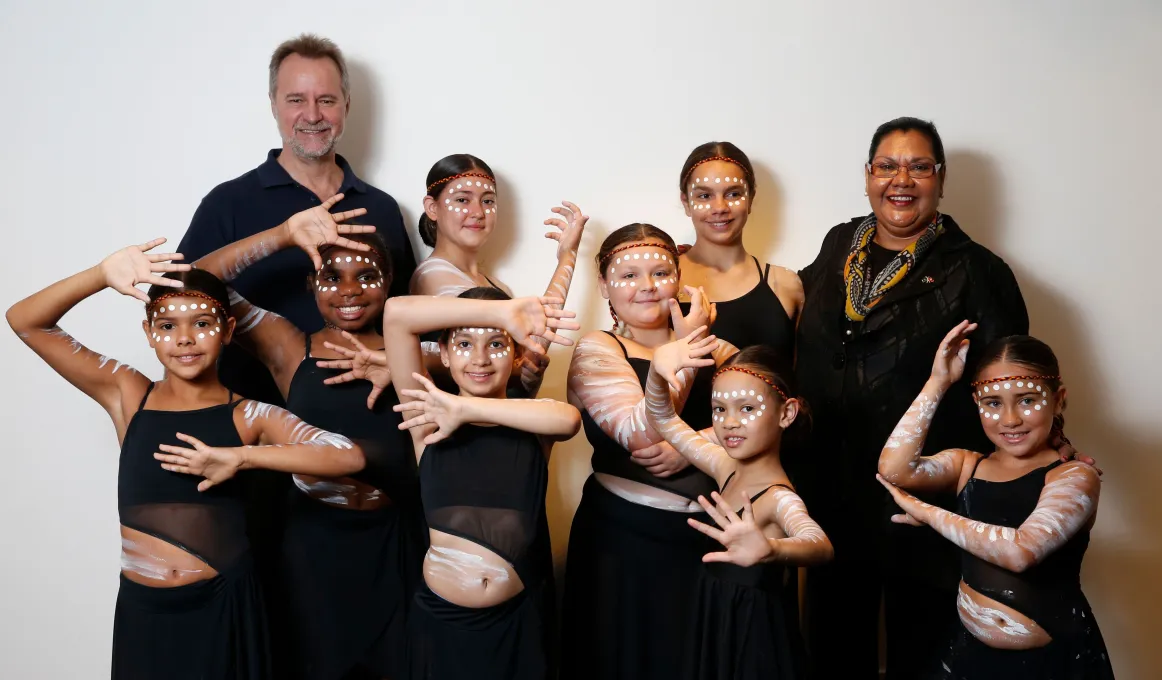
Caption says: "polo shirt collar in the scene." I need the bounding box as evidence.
[256,148,367,193]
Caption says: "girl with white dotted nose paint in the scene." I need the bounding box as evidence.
[7,239,364,679]
[876,321,1114,678]
[644,330,831,679]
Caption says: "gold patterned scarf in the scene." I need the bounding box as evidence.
[843,213,944,321]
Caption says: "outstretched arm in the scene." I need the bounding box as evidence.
[878,321,977,493]
[383,294,578,453]
[395,373,581,445]
[6,239,183,425]
[879,462,1100,573]
[688,489,832,567]
[154,401,365,491]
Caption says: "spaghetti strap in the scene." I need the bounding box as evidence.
[135,382,156,413]
[967,454,986,480]
[303,331,312,360]
[771,482,794,492]
[483,274,501,290]
[720,471,737,495]
[750,256,765,279]
[749,484,778,504]
[601,330,631,360]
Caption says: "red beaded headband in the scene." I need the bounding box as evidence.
[148,291,224,318]
[427,172,496,193]
[683,156,751,188]
[713,366,789,401]
[600,240,679,270]
[970,374,1060,388]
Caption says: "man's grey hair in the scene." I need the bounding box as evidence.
[268,33,350,100]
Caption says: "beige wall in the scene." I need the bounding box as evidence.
[2,1,1159,677]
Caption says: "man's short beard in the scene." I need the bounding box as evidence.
[286,128,342,160]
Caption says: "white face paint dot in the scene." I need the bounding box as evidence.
[1035,404,1042,411]
[198,333,205,339]
[209,330,215,337]
[200,303,207,309]
[330,286,337,291]
[992,413,1000,420]
[211,308,216,314]
[633,253,640,259]
[168,305,175,311]
[731,391,738,397]
[179,304,187,311]
[980,408,985,414]
[715,178,721,183]
[629,282,636,287]
[163,336,171,342]
[748,390,755,396]
[362,284,368,289]
[1024,410,1031,416]
[456,184,462,189]
[1016,381,1024,387]
[757,395,764,402]
[153,334,159,341]
[1004,383,1011,390]
[1042,399,1048,406]
[344,256,351,262]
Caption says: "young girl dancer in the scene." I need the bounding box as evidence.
[676,142,802,355]
[193,194,425,679]
[560,224,739,680]
[383,289,581,680]
[877,321,1114,678]
[7,239,364,679]
[645,331,832,679]
[410,153,586,396]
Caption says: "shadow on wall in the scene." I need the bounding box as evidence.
[943,149,1162,679]
[480,169,520,275]
[340,60,381,175]
[742,161,786,263]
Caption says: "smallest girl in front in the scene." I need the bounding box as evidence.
[877,321,1114,679]
[645,331,833,680]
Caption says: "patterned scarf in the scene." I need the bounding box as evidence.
[843,213,944,321]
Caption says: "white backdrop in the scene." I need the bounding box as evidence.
[2,1,1160,677]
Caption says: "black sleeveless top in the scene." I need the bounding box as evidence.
[117,384,249,571]
[679,256,794,357]
[957,458,1090,637]
[419,424,550,588]
[702,474,793,586]
[584,331,717,500]
[284,333,418,504]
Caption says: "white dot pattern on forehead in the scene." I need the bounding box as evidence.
[180,304,187,311]
[1004,383,1011,390]
[1017,381,1024,387]
[168,305,175,311]
[211,308,216,314]
[457,184,462,189]
[200,303,207,309]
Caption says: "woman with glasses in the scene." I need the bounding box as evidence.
[792,117,1030,679]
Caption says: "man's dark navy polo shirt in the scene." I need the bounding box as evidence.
[178,149,417,403]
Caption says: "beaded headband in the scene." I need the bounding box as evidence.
[148,291,223,319]
[683,156,751,188]
[970,374,1060,388]
[713,366,790,401]
[599,241,679,271]
[427,172,496,193]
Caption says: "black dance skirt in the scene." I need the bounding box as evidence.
[112,553,270,680]
[933,616,1115,680]
[560,474,712,680]
[685,561,805,680]
[407,580,551,680]
[278,491,426,680]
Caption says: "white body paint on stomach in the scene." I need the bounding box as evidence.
[956,582,1051,650]
[595,473,702,512]
[120,538,205,581]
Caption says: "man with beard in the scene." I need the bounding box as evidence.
[178,33,416,405]
[175,38,416,673]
